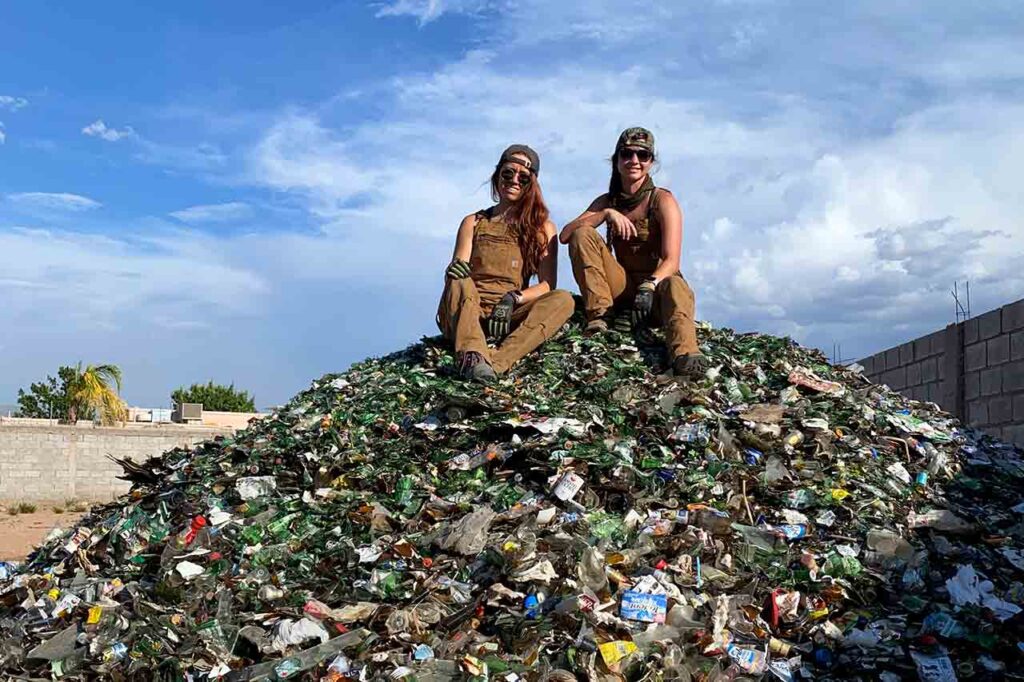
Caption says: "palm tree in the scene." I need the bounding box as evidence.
[67,363,127,425]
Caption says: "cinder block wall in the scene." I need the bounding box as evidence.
[859,328,948,405]
[0,424,232,502]
[859,298,1024,446]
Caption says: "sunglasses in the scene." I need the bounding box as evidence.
[500,167,533,186]
[618,147,654,163]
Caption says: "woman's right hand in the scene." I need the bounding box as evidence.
[605,209,637,241]
[446,258,472,280]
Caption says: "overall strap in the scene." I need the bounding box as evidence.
[471,207,495,236]
[646,187,660,224]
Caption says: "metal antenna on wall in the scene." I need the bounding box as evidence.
[831,342,855,366]
[952,280,971,323]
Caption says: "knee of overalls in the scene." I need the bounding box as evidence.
[548,289,576,320]
[568,225,600,251]
[446,277,479,298]
[658,273,693,297]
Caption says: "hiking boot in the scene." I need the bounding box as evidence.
[672,353,709,381]
[584,318,609,336]
[458,351,496,384]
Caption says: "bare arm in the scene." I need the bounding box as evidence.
[450,214,477,264]
[651,191,683,283]
[519,220,558,304]
[559,195,610,244]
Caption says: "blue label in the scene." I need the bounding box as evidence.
[620,591,667,623]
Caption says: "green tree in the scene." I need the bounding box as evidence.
[16,366,78,419]
[16,363,127,424]
[172,381,256,413]
[68,363,127,425]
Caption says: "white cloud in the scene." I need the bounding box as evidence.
[376,0,497,24]
[243,6,1024,360]
[687,97,1024,352]
[6,192,102,212]
[81,119,136,142]
[0,96,28,111]
[248,115,377,221]
[0,122,5,145]
[170,202,253,223]
[136,139,226,171]
[0,227,266,326]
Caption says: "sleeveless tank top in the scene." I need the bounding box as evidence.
[610,188,663,276]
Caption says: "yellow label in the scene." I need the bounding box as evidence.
[809,607,829,620]
[461,655,486,676]
[48,588,60,600]
[87,606,103,624]
[598,640,638,666]
[831,489,850,501]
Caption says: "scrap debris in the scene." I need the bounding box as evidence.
[1,319,1023,680]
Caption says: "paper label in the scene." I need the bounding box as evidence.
[598,640,637,666]
[553,472,584,501]
[620,590,667,623]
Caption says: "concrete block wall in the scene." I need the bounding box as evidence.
[0,424,232,502]
[859,328,947,406]
[859,298,1024,446]
[961,300,1024,444]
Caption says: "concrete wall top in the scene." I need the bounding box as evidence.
[0,420,232,439]
[859,297,1024,447]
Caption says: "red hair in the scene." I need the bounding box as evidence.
[489,164,550,280]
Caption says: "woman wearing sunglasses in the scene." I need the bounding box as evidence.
[560,127,707,379]
[438,144,574,383]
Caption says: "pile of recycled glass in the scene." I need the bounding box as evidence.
[3,319,1024,681]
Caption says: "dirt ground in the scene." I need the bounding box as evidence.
[0,506,87,562]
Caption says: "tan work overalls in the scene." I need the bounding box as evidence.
[567,188,700,360]
[437,210,574,374]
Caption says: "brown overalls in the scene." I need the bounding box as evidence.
[567,188,700,360]
[437,210,574,374]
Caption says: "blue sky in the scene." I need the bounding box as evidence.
[2,1,1023,409]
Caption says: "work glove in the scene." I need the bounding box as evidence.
[446,258,472,280]
[487,292,518,340]
[631,279,657,327]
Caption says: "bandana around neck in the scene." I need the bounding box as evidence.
[611,174,655,212]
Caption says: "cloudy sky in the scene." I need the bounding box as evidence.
[1,1,1022,408]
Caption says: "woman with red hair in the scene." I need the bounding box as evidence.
[438,145,574,383]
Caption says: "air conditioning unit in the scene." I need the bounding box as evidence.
[173,403,203,423]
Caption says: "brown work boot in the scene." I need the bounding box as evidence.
[457,351,496,384]
[584,318,609,336]
[672,353,709,381]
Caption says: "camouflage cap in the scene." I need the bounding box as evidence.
[616,127,655,153]
[499,144,540,175]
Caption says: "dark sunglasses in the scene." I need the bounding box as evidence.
[618,147,654,163]
[500,167,533,186]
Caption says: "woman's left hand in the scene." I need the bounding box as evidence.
[632,280,656,326]
[488,293,517,339]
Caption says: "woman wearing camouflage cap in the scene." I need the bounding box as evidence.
[437,145,574,383]
[560,127,707,379]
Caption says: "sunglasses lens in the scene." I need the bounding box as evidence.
[619,148,652,162]
[501,168,531,186]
